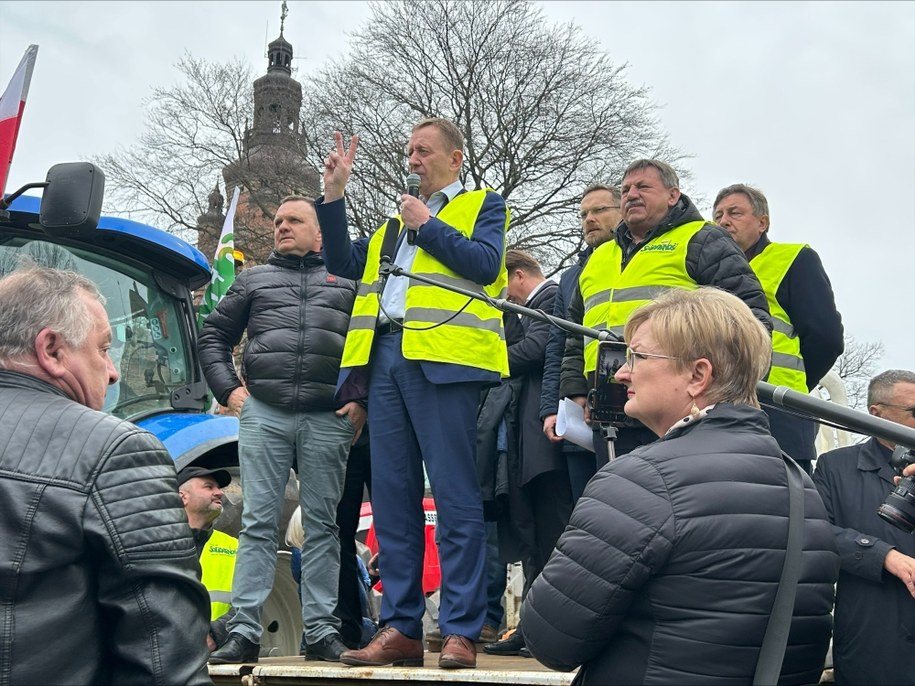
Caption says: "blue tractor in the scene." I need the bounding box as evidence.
[0,162,302,656]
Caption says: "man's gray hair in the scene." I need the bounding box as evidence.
[868,369,915,406]
[713,183,770,219]
[0,267,105,364]
[621,159,679,189]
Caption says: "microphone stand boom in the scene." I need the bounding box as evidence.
[382,262,915,452]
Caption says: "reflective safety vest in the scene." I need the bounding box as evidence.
[750,243,807,392]
[580,221,705,374]
[340,189,510,376]
[200,529,237,620]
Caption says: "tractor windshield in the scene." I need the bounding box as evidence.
[0,236,195,421]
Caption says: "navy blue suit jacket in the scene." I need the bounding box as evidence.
[315,192,507,385]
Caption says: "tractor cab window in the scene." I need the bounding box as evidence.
[0,237,194,421]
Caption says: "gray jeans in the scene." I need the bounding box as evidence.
[228,396,353,643]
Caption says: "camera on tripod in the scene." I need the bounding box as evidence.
[586,340,640,428]
[877,445,915,533]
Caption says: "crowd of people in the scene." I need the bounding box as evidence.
[0,116,913,685]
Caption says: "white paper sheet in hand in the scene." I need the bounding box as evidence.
[556,398,595,453]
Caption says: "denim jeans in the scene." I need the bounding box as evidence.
[228,396,353,643]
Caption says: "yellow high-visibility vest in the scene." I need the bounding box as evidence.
[199,529,237,620]
[750,242,807,392]
[340,189,510,376]
[580,221,705,374]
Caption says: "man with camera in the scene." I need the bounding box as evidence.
[813,369,915,685]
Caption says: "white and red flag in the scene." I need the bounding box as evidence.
[0,44,39,197]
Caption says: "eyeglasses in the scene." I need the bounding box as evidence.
[625,347,679,369]
[580,205,620,220]
[876,403,915,419]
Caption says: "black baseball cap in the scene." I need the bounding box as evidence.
[176,465,231,488]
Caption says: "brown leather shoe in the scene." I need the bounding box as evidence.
[426,623,499,652]
[479,623,500,645]
[439,634,476,669]
[339,626,423,667]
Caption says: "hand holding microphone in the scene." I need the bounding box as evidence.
[401,173,426,244]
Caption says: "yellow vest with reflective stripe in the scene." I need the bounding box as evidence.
[580,221,705,374]
[200,529,237,620]
[340,189,510,376]
[750,242,807,392]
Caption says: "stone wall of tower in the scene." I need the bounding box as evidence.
[195,21,321,267]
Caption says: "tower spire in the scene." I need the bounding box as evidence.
[280,1,288,35]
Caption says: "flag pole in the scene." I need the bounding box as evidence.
[197,185,241,329]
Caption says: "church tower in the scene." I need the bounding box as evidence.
[202,1,320,266]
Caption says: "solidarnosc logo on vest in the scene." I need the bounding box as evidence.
[209,546,237,556]
[640,241,678,253]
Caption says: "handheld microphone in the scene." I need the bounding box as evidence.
[405,173,421,244]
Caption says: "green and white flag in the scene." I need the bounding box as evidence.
[197,186,240,329]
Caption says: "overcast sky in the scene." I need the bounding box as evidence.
[2,1,913,376]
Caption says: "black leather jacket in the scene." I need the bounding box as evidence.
[198,250,357,410]
[0,370,211,686]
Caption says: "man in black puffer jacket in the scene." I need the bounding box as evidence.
[200,195,364,665]
[0,267,211,685]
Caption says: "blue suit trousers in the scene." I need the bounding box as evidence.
[368,330,486,640]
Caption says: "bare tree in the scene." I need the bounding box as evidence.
[299,0,686,272]
[832,334,885,409]
[94,54,316,261]
[95,1,683,273]
[95,54,252,240]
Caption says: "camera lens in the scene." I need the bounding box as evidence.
[877,476,915,534]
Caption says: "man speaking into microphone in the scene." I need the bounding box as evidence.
[316,118,510,670]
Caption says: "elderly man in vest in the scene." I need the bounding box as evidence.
[177,464,237,648]
[714,183,844,473]
[561,159,772,458]
[317,118,509,670]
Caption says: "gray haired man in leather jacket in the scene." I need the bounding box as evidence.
[0,267,211,685]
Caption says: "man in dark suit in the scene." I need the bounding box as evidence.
[485,250,572,658]
[813,369,915,685]
[316,119,510,670]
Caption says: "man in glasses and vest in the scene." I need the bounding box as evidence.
[714,183,844,473]
[317,118,510,670]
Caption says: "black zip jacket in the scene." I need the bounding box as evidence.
[199,250,357,411]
